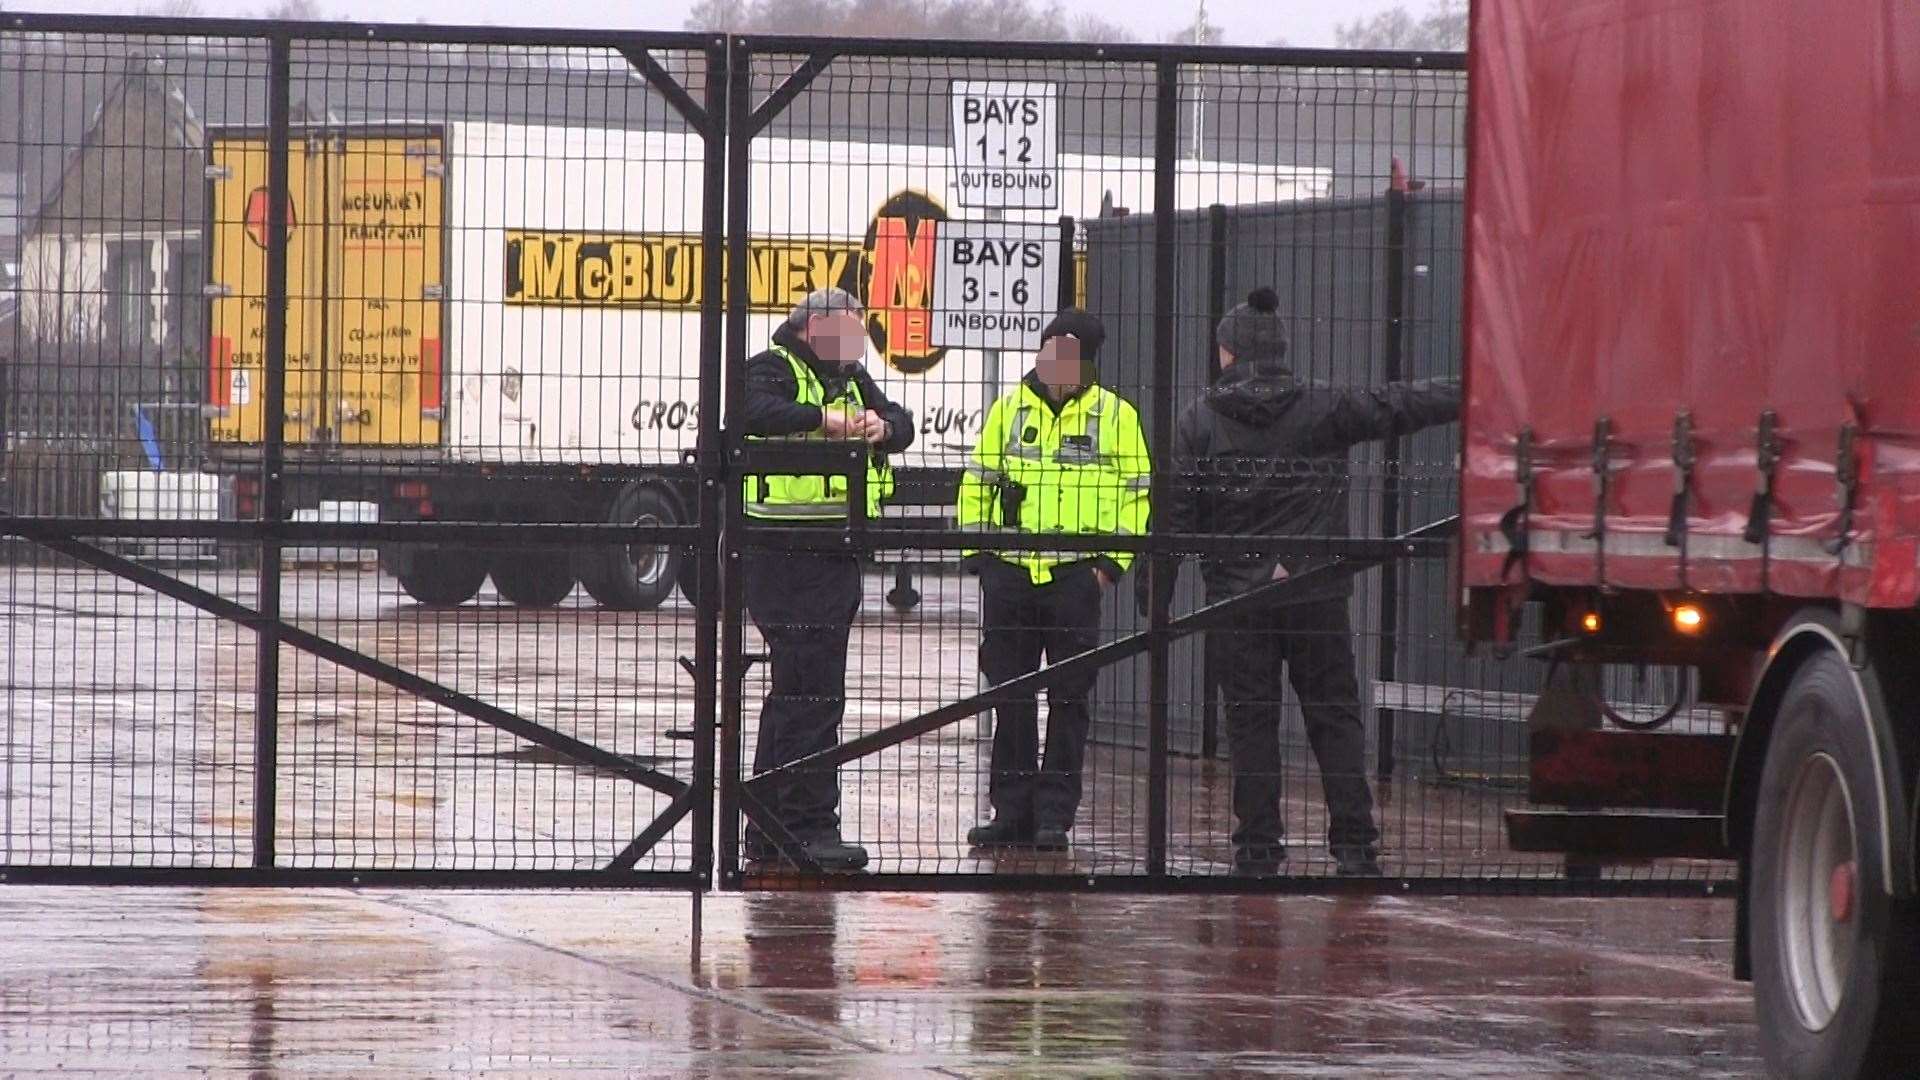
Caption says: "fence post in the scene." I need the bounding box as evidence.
[691,32,731,924]
[1200,202,1227,763]
[1146,58,1180,876]
[716,36,754,887]
[1374,178,1409,782]
[253,31,293,869]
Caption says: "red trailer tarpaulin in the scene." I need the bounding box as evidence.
[1462,0,1920,607]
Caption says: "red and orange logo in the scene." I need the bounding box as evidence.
[859,191,948,375]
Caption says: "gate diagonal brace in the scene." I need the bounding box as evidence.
[22,532,691,802]
[606,787,699,871]
[743,517,1457,796]
[734,784,826,874]
[743,50,834,139]
[615,45,711,134]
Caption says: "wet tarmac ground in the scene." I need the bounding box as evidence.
[1,563,1761,1074]
[0,564,1730,883]
[0,887,1759,1077]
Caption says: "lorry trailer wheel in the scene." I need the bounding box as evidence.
[490,554,576,608]
[1751,651,1920,1079]
[576,485,681,611]
[392,547,487,607]
[673,552,705,612]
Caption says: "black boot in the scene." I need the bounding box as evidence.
[1233,842,1287,877]
[801,834,870,873]
[1032,825,1071,852]
[1333,845,1382,877]
[968,818,1035,848]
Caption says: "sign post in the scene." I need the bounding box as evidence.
[947,81,1062,748]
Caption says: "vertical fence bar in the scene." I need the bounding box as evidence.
[1146,58,1180,876]
[716,37,753,887]
[690,32,730,934]
[253,31,293,868]
[1374,181,1408,782]
[1200,201,1227,763]
[1056,215,1076,309]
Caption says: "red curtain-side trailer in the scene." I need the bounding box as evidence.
[1462,3,1920,1076]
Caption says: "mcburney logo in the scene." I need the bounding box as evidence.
[504,190,952,374]
[859,190,947,376]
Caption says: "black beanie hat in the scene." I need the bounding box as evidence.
[1216,287,1288,363]
[1041,308,1106,363]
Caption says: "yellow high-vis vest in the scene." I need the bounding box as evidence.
[957,381,1151,584]
[743,346,895,522]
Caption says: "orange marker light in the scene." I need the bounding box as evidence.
[1580,612,1602,634]
[1672,604,1706,635]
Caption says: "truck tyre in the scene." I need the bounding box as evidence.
[673,555,706,612]
[1751,651,1920,1080]
[575,485,682,611]
[490,554,575,608]
[393,547,487,607]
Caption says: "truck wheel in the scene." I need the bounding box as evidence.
[490,554,575,608]
[673,554,706,611]
[393,547,487,607]
[575,485,682,611]
[1751,651,1920,1079]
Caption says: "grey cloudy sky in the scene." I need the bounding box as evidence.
[12,0,1417,47]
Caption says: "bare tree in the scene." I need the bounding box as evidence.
[136,0,206,15]
[1070,12,1135,43]
[260,0,326,21]
[685,0,749,31]
[685,0,1130,41]
[1335,0,1467,51]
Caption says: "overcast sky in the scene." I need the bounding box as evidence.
[11,0,1419,47]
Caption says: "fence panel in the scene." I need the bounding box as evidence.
[0,17,722,886]
[720,38,1731,894]
[0,16,1734,895]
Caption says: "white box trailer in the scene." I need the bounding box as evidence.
[207,120,1329,609]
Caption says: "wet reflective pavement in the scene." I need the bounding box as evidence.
[0,888,1759,1076]
[0,565,1733,887]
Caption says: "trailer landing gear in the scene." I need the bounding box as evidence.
[886,564,921,613]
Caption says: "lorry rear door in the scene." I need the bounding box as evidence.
[208,134,325,446]
[329,134,444,447]
[208,129,446,449]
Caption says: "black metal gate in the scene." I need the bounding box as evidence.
[0,15,1731,898]
[0,16,724,890]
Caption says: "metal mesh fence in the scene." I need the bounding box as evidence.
[719,41,1724,891]
[0,22,719,881]
[0,17,1731,893]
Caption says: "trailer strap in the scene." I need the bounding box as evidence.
[1498,427,1533,582]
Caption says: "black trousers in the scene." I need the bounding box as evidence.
[744,551,863,843]
[1211,596,1379,853]
[978,560,1103,830]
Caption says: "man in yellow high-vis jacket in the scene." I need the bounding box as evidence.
[741,287,914,872]
[957,310,1150,852]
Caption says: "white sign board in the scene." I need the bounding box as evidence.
[950,81,1060,210]
[932,220,1061,352]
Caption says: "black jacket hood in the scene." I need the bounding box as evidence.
[1205,360,1298,427]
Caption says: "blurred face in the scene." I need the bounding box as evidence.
[805,309,867,369]
[1036,334,1082,395]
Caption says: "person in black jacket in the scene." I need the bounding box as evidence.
[740,287,914,872]
[1138,287,1460,877]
